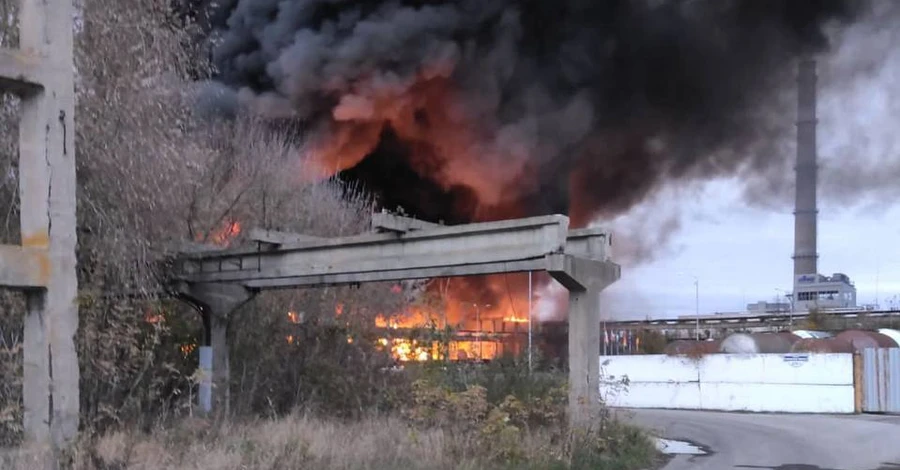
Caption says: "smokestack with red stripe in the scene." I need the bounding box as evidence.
[793,57,819,277]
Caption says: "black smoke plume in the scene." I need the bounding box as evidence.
[184,0,866,228]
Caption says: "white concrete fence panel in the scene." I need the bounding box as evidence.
[600,353,855,413]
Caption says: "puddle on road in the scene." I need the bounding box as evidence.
[654,438,708,455]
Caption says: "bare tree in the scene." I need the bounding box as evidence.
[0,0,422,440]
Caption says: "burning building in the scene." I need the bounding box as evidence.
[370,274,558,362]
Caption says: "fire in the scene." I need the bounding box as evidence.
[381,338,439,362]
[375,308,443,330]
[367,276,547,362]
[278,261,550,364]
[449,340,498,362]
[197,219,242,247]
[503,315,529,323]
[144,308,164,324]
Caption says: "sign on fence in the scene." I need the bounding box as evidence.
[783,354,810,367]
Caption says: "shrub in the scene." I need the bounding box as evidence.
[1,411,658,470]
[636,330,668,354]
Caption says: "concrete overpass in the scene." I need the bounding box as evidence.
[172,212,621,428]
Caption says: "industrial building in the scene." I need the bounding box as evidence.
[793,272,857,310]
[747,300,791,313]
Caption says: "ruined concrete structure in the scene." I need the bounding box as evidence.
[0,0,80,448]
[174,212,621,427]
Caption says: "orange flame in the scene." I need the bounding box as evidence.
[144,308,164,324]
[380,338,439,362]
[503,315,529,323]
[198,219,242,247]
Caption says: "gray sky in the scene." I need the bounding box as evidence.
[596,13,900,320]
[603,180,900,320]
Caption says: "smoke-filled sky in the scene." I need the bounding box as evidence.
[186,0,900,319]
[606,5,900,319]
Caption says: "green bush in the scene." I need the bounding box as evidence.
[414,353,567,405]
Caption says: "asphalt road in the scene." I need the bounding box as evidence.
[620,409,900,470]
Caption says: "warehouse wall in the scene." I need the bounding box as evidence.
[600,353,855,413]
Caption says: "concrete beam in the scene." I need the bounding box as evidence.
[0,244,50,288]
[178,218,615,289]
[564,227,612,262]
[368,214,613,260]
[241,258,547,289]
[369,214,614,259]
[547,254,620,292]
[175,215,570,285]
[371,212,441,233]
[0,47,48,95]
[247,228,324,246]
[369,214,613,260]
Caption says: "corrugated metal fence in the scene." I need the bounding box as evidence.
[862,348,900,413]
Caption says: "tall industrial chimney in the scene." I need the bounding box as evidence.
[793,57,818,277]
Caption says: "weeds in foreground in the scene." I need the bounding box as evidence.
[1,365,656,470]
[1,413,656,470]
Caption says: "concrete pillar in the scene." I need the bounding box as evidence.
[207,313,231,414]
[177,283,253,415]
[548,254,620,431]
[22,294,50,444]
[567,288,601,429]
[7,0,79,449]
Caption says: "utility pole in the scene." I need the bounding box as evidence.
[475,303,481,359]
[694,278,700,340]
[528,271,533,372]
[787,293,795,330]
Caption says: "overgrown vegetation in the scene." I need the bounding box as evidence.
[636,330,668,354]
[3,409,656,470]
[0,1,659,468]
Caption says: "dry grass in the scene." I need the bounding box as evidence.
[1,413,656,470]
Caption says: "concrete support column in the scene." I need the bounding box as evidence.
[207,313,231,414]
[22,294,49,444]
[8,0,79,449]
[177,283,253,416]
[548,254,621,431]
[567,288,601,429]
